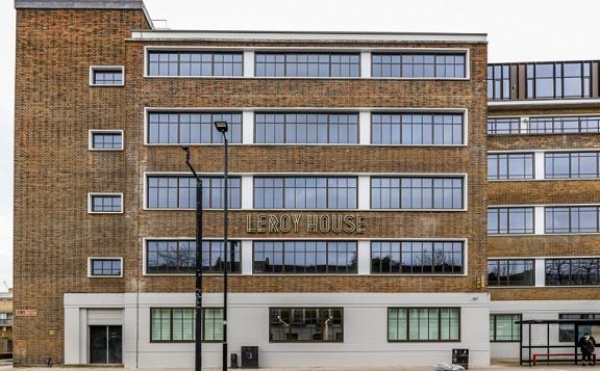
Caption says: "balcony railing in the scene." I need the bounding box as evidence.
[0,318,13,326]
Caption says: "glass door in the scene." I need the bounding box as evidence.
[89,325,122,364]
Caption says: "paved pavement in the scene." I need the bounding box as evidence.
[0,359,598,371]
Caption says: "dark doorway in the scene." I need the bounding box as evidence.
[89,325,122,364]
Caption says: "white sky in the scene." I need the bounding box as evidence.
[1,0,600,289]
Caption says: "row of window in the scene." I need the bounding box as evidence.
[488,258,600,286]
[488,61,594,100]
[489,151,600,180]
[151,306,460,343]
[489,206,600,235]
[488,115,600,135]
[149,307,598,344]
[90,175,466,213]
[146,51,468,79]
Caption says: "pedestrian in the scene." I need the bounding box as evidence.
[579,331,597,366]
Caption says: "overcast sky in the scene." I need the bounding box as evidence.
[1,0,600,289]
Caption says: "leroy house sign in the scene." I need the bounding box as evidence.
[246,214,366,234]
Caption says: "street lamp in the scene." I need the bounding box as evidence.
[183,147,203,371]
[213,121,229,371]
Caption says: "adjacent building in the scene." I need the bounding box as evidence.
[12,0,600,369]
[0,289,12,357]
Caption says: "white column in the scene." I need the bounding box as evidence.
[358,176,370,210]
[241,240,253,275]
[357,240,371,275]
[359,111,371,145]
[535,258,546,287]
[520,116,529,134]
[243,51,254,77]
[361,52,371,78]
[241,175,253,209]
[534,206,545,235]
[534,151,545,180]
[242,110,254,144]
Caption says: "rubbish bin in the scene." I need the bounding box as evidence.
[452,348,469,369]
[241,346,258,368]
[230,353,238,368]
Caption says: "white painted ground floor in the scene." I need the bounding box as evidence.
[63,292,600,369]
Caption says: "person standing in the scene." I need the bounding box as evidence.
[579,332,597,366]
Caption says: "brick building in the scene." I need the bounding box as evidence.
[13,0,599,369]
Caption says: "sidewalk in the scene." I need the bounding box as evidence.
[0,359,596,371]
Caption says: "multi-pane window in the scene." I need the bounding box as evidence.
[150,308,223,342]
[89,258,122,277]
[146,240,241,274]
[371,177,464,210]
[545,152,600,179]
[89,194,122,213]
[371,113,464,145]
[91,67,124,86]
[545,206,600,234]
[147,176,241,209]
[528,115,600,134]
[487,259,535,286]
[487,207,534,234]
[388,307,460,341]
[90,131,123,150]
[253,241,357,274]
[546,259,600,286]
[254,112,358,144]
[254,177,357,209]
[269,308,343,342]
[487,153,534,180]
[372,53,466,78]
[487,117,520,135]
[147,51,243,77]
[487,64,511,100]
[559,313,600,342]
[371,241,464,274]
[255,53,360,77]
[526,62,591,99]
[147,112,242,144]
[490,314,521,342]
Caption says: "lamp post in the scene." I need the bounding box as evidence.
[213,121,229,371]
[183,147,203,371]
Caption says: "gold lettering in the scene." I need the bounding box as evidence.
[331,215,343,233]
[306,215,318,233]
[269,215,280,232]
[257,215,268,233]
[246,214,257,233]
[356,215,366,234]
[292,214,301,232]
[343,215,356,233]
[319,215,330,232]
[279,214,291,232]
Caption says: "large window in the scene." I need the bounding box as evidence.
[253,241,357,274]
[146,240,241,274]
[487,64,511,100]
[372,53,466,78]
[371,113,464,145]
[89,194,123,213]
[150,308,223,342]
[487,153,534,180]
[528,115,600,134]
[545,206,600,234]
[371,241,464,274]
[371,177,464,210]
[255,53,360,77]
[254,177,357,209]
[147,51,243,77]
[487,117,520,135]
[147,176,241,209]
[490,314,521,342]
[488,259,535,286]
[255,112,358,144]
[270,308,343,342]
[545,152,600,179]
[147,112,242,144]
[526,62,591,99]
[487,207,534,234]
[388,307,460,341]
[559,313,600,342]
[546,259,600,286]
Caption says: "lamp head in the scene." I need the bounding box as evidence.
[182,146,190,161]
[214,121,228,133]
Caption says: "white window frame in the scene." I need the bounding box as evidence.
[88,257,123,278]
[89,65,125,86]
[88,193,124,214]
[89,130,124,151]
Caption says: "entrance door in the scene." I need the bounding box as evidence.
[89,325,122,364]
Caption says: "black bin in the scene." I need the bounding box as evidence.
[241,346,259,368]
[230,353,238,368]
[452,348,469,369]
